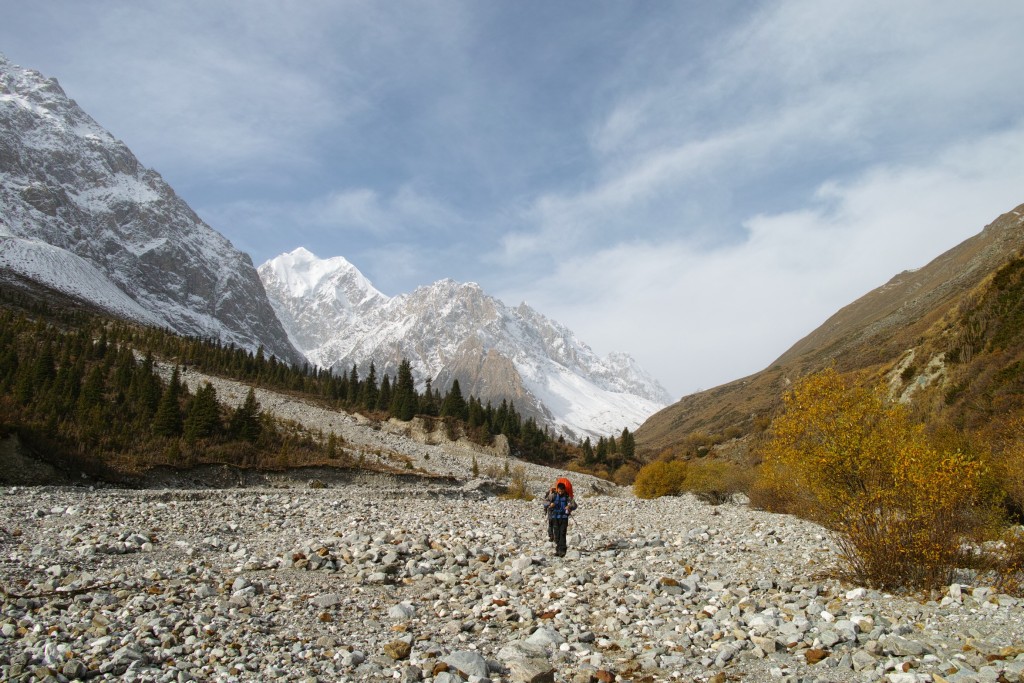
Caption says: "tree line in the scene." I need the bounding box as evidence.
[0,293,640,478]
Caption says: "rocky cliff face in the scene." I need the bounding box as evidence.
[259,248,672,439]
[0,53,303,366]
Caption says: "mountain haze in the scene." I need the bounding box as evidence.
[260,248,672,439]
[0,54,303,366]
[636,202,1024,457]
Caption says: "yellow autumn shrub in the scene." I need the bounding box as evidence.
[991,416,1024,512]
[685,459,753,505]
[755,368,991,591]
[633,459,687,499]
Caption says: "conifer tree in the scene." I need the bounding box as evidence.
[0,346,17,393]
[184,382,221,441]
[467,396,486,429]
[229,387,262,442]
[77,365,106,416]
[582,437,596,464]
[361,361,379,410]
[377,373,392,412]
[152,366,184,437]
[347,364,359,404]
[390,359,417,421]
[606,433,621,468]
[111,347,135,402]
[130,352,162,422]
[495,399,510,436]
[32,341,56,389]
[440,379,469,421]
[502,401,521,438]
[620,427,636,460]
[420,377,439,416]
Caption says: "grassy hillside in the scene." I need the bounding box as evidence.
[635,202,1024,460]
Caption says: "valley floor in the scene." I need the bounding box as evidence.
[1,369,1023,682]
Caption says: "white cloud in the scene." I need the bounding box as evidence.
[503,124,1024,397]
[7,1,1024,404]
[309,186,464,237]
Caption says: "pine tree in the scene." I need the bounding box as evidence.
[420,377,439,416]
[377,373,392,412]
[467,396,486,429]
[620,427,636,460]
[582,437,596,464]
[502,401,521,438]
[390,359,417,421]
[0,346,17,393]
[347,364,359,404]
[361,362,379,410]
[184,382,221,442]
[440,379,469,421]
[229,387,262,442]
[152,366,184,437]
[607,433,622,469]
[77,365,106,416]
[32,341,56,389]
[111,346,135,402]
[130,352,162,422]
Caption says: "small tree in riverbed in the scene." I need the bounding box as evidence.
[753,368,992,591]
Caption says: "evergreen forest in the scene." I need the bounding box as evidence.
[0,288,637,483]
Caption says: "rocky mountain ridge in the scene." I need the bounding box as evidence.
[259,247,672,440]
[635,202,1024,457]
[0,53,303,366]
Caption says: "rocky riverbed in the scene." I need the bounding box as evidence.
[2,368,1024,682]
[2,479,1023,683]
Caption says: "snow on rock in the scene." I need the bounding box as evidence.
[260,249,673,440]
[0,52,303,366]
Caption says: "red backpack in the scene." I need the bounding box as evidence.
[555,477,574,498]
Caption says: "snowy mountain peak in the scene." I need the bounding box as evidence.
[260,251,672,440]
[0,53,303,365]
[261,247,386,303]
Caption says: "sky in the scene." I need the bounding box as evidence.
[3,1,1024,399]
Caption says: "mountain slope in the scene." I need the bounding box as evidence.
[0,53,303,365]
[259,248,671,439]
[635,202,1024,457]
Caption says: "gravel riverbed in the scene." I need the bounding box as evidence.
[3,482,1023,683]
[2,368,1023,682]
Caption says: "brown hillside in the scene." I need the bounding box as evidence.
[635,201,1024,458]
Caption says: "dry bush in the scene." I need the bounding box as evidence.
[991,529,1024,596]
[501,464,534,501]
[482,460,506,481]
[756,368,992,591]
[686,459,753,505]
[612,462,639,486]
[633,460,687,499]
[990,416,1024,513]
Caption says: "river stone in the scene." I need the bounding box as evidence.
[442,650,490,679]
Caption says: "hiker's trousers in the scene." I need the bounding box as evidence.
[553,518,569,556]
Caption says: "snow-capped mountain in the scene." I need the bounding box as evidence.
[259,248,673,439]
[0,53,303,366]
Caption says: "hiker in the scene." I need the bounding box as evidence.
[544,480,577,557]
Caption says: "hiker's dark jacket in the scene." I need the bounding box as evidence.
[546,492,577,520]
